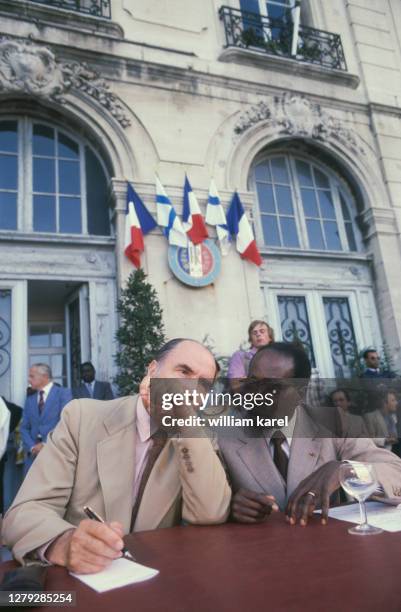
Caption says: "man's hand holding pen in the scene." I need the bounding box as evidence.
[46,519,125,574]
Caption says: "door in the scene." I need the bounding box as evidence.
[265,287,379,378]
[65,284,90,388]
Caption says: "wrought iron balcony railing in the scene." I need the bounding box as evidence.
[219,6,347,72]
[25,0,111,19]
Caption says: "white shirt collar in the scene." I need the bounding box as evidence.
[38,381,53,402]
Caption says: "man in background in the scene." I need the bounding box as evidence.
[360,349,394,378]
[20,364,72,472]
[72,361,114,400]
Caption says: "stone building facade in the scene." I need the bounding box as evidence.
[0,0,401,406]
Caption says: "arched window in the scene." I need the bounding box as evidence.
[253,154,360,252]
[0,118,110,236]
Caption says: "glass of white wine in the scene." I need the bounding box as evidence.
[339,461,382,535]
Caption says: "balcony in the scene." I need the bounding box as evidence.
[219,6,350,77]
[25,0,111,19]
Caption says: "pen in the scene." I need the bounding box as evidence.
[83,505,136,562]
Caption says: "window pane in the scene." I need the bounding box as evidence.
[257,183,275,213]
[59,160,80,194]
[33,158,55,193]
[60,197,81,233]
[266,2,287,20]
[58,132,79,159]
[29,327,50,348]
[340,193,351,220]
[0,154,17,189]
[295,160,313,187]
[345,222,357,252]
[51,354,63,378]
[313,167,330,189]
[33,125,55,156]
[318,190,336,219]
[33,195,56,232]
[306,219,325,249]
[280,217,299,248]
[324,221,341,250]
[0,192,17,230]
[0,121,17,153]
[275,185,293,214]
[323,297,357,377]
[254,162,271,182]
[85,146,110,236]
[271,157,289,183]
[261,214,281,246]
[278,295,316,367]
[51,328,64,348]
[301,189,318,217]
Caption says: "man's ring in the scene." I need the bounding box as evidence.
[307,491,316,498]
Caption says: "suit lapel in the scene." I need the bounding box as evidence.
[96,398,137,529]
[134,440,181,531]
[236,435,287,508]
[81,384,90,399]
[93,382,99,399]
[287,409,322,498]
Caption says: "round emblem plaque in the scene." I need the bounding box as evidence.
[168,239,221,287]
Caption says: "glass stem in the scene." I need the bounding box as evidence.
[359,499,368,527]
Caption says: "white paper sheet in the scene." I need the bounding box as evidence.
[71,558,159,592]
[318,501,401,532]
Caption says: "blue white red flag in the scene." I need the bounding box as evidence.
[182,175,208,245]
[155,175,188,248]
[205,179,230,256]
[226,191,262,266]
[124,182,157,268]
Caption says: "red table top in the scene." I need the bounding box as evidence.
[1,513,400,612]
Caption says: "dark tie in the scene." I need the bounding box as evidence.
[271,431,288,482]
[38,390,45,414]
[130,431,167,531]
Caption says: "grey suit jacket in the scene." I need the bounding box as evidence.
[72,381,114,401]
[3,396,231,564]
[218,408,401,510]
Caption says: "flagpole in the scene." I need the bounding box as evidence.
[291,0,301,58]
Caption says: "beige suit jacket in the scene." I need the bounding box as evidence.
[218,408,401,510]
[3,396,231,564]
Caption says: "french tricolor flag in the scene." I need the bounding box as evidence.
[226,191,262,266]
[182,175,209,245]
[124,182,157,268]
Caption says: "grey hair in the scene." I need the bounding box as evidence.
[31,363,53,380]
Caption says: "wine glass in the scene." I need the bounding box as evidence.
[339,461,382,535]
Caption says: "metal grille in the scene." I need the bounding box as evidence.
[26,0,111,19]
[323,297,357,377]
[278,295,316,367]
[219,6,347,71]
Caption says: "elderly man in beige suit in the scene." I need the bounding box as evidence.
[3,339,231,573]
[219,342,401,526]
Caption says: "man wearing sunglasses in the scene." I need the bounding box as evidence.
[218,342,401,527]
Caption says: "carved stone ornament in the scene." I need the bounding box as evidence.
[0,37,131,128]
[234,93,365,156]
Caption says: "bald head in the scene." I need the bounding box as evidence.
[249,342,311,380]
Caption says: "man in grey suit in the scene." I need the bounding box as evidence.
[72,362,114,400]
[218,342,401,527]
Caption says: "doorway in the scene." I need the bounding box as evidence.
[28,280,90,388]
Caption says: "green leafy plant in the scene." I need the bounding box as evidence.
[114,269,166,395]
